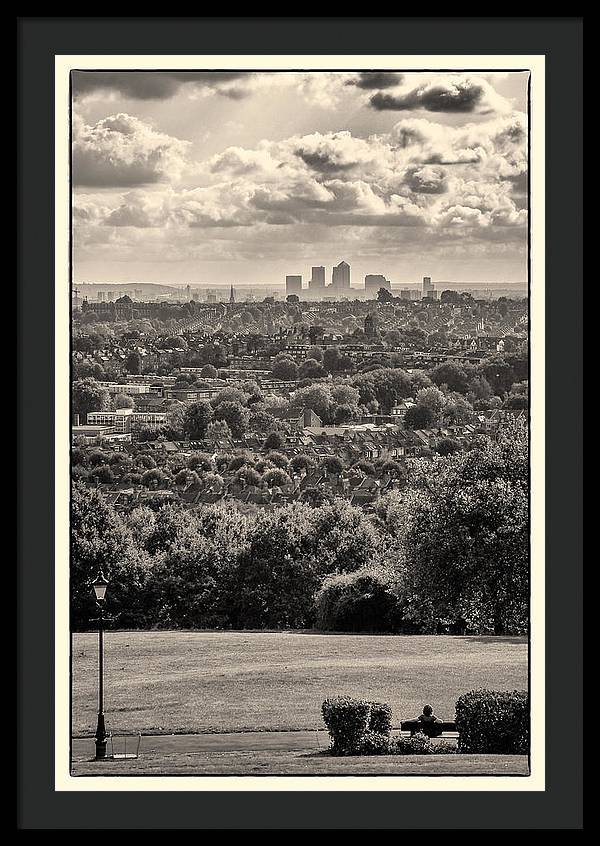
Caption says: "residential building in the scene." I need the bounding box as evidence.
[86,408,133,433]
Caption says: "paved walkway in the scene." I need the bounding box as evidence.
[72,728,459,757]
[73,730,333,757]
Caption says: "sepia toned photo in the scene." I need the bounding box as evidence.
[63,59,541,784]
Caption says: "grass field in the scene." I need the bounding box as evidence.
[72,631,528,736]
[71,749,529,777]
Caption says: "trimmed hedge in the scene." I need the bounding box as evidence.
[321,697,392,754]
[369,702,393,736]
[455,689,529,754]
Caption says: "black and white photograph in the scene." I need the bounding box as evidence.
[64,59,539,782]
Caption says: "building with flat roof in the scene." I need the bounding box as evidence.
[286,275,303,296]
[86,408,133,433]
[422,276,435,298]
[71,425,132,445]
[309,266,326,289]
[365,274,391,293]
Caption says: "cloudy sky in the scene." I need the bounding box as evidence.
[72,69,528,287]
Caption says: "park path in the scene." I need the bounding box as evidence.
[72,728,460,757]
[72,729,333,757]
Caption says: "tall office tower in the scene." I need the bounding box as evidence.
[186,284,191,300]
[98,291,106,301]
[332,260,351,289]
[309,266,326,289]
[134,289,143,301]
[286,275,303,296]
[364,274,391,293]
[229,285,236,303]
[422,276,434,298]
[399,289,412,300]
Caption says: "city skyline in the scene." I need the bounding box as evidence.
[72,70,529,286]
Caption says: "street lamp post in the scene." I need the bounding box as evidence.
[92,571,109,760]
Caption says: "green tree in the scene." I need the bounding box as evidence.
[293,385,332,422]
[299,358,326,380]
[290,454,317,475]
[72,378,110,420]
[112,393,134,410]
[200,364,218,378]
[271,356,299,381]
[430,362,471,394]
[125,351,142,375]
[212,400,250,439]
[262,467,292,488]
[319,455,344,475]
[183,400,213,439]
[70,483,149,629]
[231,505,317,628]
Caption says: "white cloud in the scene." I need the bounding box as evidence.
[74,113,528,269]
[73,113,192,187]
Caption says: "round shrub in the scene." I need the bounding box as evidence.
[321,697,372,755]
[315,568,402,633]
[357,731,392,756]
[396,732,434,755]
[455,689,529,754]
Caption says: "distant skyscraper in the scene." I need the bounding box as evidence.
[364,274,391,293]
[229,285,236,303]
[422,276,435,298]
[309,266,326,289]
[286,275,303,296]
[332,261,350,289]
[98,291,106,302]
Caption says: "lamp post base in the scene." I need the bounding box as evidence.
[95,713,107,760]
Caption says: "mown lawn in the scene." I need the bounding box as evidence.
[71,749,529,777]
[72,631,527,737]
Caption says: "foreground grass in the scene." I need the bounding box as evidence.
[72,631,527,736]
[72,750,529,777]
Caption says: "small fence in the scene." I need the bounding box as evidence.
[107,732,142,760]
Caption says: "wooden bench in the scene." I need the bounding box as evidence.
[400,719,457,738]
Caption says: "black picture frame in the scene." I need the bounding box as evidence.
[18,16,582,830]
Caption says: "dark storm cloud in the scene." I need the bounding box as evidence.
[370,82,485,113]
[295,149,355,173]
[347,71,404,90]
[72,71,254,100]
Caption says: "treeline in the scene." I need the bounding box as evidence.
[71,427,529,635]
[72,357,529,446]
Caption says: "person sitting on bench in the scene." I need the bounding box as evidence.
[418,704,441,725]
[412,704,443,737]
